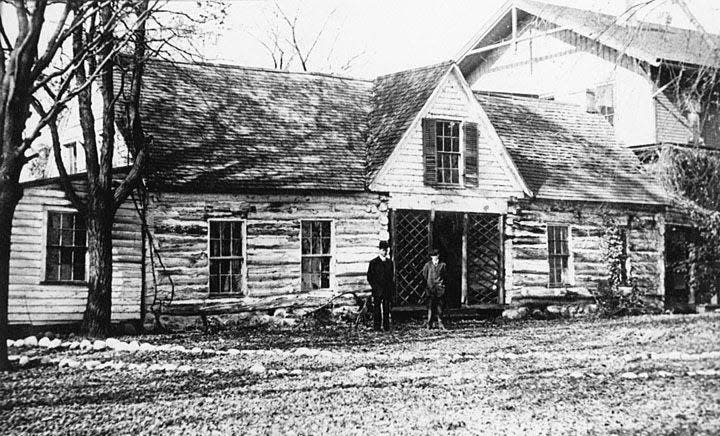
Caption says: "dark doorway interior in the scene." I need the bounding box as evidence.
[665,225,693,308]
[433,212,463,309]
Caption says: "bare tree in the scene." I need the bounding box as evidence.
[248,0,365,73]
[0,0,130,370]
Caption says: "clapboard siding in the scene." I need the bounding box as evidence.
[145,191,387,314]
[373,69,524,201]
[9,182,143,326]
[506,200,664,301]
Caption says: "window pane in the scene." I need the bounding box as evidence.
[75,217,86,231]
[61,213,74,230]
[75,230,86,247]
[62,229,74,246]
[450,154,459,169]
[209,276,219,293]
[60,247,73,264]
[451,122,459,137]
[231,259,242,275]
[210,222,219,239]
[48,214,61,245]
[221,239,231,257]
[451,169,459,184]
[221,275,230,293]
[301,237,311,255]
[322,237,331,254]
[210,260,219,275]
[60,263,72,281]
[231,273,243,292]
[452,137,459,152]
[220,259,229,274]
[73,259,85,281]
[312,235,323,255]
[219,222,230,241]
[210,239,220,257]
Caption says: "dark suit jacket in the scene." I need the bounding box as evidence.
[367,256,395,299]
[422,261,447,298]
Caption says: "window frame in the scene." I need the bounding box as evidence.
[206,218,247,296]
[61,141,78,174]
[42,209,88,285]
[546,224,574,288]
[300,219,335,292]
[434,119,464,186]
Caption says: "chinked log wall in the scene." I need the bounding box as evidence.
[507,200,665,302]
[146,192,388,316]
[9,181,143,325]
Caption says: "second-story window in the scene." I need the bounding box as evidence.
[61,142,77,173]
[435,120,461,184]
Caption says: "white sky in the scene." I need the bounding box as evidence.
[197,0,720,79]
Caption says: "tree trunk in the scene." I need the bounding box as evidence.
[81,199,114,337]
[0,181,23,370]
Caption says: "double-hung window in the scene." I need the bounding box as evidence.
[46,211,87,282]
[301,220,332,291]
[208,220,245,294]
[435,120,461,184]
[547,225,571,287]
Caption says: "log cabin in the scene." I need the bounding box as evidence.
[7,55,669,328]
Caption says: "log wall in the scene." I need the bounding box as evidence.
[506,200,665,302]
[9,181,143,325]
[146,191,387,315]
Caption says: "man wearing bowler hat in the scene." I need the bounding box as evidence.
[422,248,446,329]
[366,240,394,331]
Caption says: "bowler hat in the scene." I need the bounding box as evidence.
[379,240,389,249]
[430,248,439,256]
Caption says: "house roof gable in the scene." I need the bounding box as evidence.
[457,0,720,72]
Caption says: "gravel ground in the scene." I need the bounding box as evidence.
[2,313,720,435]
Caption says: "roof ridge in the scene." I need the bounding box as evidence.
[474,90,584,109]
[146,56,374,83]
[517,0,720,37]
[374,60,454,81]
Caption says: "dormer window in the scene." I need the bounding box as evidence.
[422,118,479,188]
[435,120,461,184]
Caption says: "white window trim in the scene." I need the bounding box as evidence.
[433,118,465,188]
[206,218,247,296]
[299,219,336,292]
[546,224,575,287]
[42,208,89,285]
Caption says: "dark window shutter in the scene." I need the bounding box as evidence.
[464,122,479,187]
[422,118,437,185]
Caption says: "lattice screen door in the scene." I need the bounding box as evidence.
[466,213,504,305]
[392,209,430,307]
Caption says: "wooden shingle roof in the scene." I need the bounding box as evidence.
[138,59,373,192]
[366,62,453,178]
[476,93,668,205]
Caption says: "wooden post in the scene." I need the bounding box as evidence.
[462,213,468,305]
[391,209,397,285]
[429,209,435,254]
[499,214,505,304]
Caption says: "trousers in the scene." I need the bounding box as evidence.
[372,295,391,331]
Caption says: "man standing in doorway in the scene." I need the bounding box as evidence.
[422,248,446,330]
[367,241,394,331]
